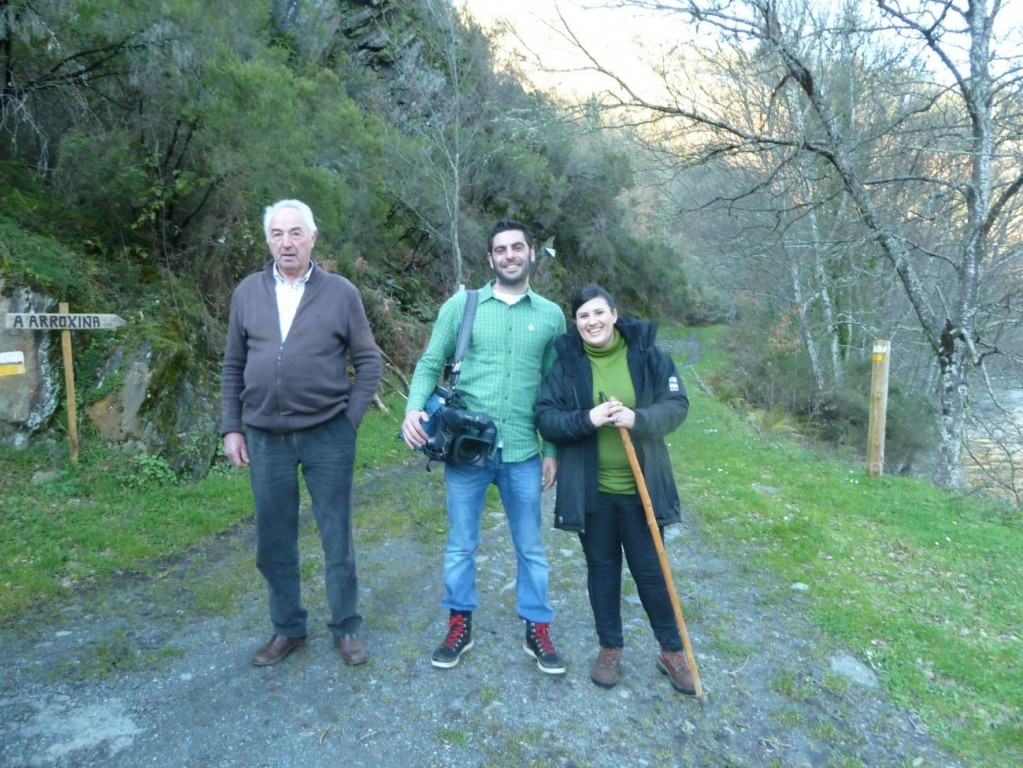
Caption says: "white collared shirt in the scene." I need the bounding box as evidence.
[274,262,312,341]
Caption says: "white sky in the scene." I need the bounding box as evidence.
[460,0,1023,99]
[457,0,684,99]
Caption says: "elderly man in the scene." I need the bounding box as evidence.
[221,199,383,667]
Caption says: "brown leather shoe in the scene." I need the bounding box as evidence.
[657,650,697,696]
[590,646,622,689]
[335,633,369,665]
[251,634,307,666]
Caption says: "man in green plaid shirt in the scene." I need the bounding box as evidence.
[401,219,568,674]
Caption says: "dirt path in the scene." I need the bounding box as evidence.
[0,461,965,767]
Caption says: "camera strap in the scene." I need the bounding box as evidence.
[447,290,479,388]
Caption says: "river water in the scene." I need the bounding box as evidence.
[966,381,1023,507]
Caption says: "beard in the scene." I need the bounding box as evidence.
[492,261,530,290]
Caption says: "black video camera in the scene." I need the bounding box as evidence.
[417,387,497,467]
[441,407,498,467]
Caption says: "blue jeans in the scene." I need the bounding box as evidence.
[246,413,360,638]
[442,451,553,623]
[578,492,682,651]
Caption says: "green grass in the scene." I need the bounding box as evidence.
[675,328,1023,766]
[353,391,410,470]
[0,329,1020,765]
[0,441,254,617]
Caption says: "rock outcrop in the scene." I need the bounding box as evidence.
[1,287,219,477]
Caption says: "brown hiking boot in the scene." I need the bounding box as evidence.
[590,646,622,689]
[657,650,697,696]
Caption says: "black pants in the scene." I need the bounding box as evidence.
[577,492,682,652]
[246,413,361,638]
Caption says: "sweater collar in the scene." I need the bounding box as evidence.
[273,258,315,286]
[582,328,626,358]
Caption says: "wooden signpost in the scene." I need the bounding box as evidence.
[3,304,126,463]
[867,339,891,477]
[5,313,126,330]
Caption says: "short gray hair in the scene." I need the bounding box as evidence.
[263,199,317,240]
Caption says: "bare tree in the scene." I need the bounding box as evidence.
[557,0,1023,491]
[385,0,495,291]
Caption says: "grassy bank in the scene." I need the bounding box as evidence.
[667,327,1022,766]
[1,329,1020,765]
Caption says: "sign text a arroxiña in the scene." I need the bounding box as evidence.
[5,313,125,330]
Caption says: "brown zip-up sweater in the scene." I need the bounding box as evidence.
[220,261,382,435]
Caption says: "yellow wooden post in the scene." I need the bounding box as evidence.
[58,302,80,464]
[867,339,891,477]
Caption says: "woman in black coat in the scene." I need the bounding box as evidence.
[535,284,695,695]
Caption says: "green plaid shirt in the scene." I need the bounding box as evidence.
[407,281,566,461]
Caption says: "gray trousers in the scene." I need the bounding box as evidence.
[246,413,360,638]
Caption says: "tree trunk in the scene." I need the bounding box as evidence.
[789,255,826,393]
[934,323,970,489]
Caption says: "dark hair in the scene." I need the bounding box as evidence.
[570,284,617,318]
[487,218,533,253]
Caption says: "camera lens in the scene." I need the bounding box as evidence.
[457,441,477,462]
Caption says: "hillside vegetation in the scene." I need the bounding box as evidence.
[0,0,705,349]
[1,0,724,476]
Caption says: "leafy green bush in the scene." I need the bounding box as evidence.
[803,367,936,475]
[711,309,937,475]
[0,215,90,300]
[125,453,179,490]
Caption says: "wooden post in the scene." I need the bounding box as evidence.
[618,425,703,698]
[867,339,891,477]
[58,303,80,464]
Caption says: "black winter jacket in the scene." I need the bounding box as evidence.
[535,316,689,533]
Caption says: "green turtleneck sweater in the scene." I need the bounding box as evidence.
[585,329,637,495]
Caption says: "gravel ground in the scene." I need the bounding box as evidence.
[0,459,967,768]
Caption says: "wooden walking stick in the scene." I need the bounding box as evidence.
[618,423,704,699]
